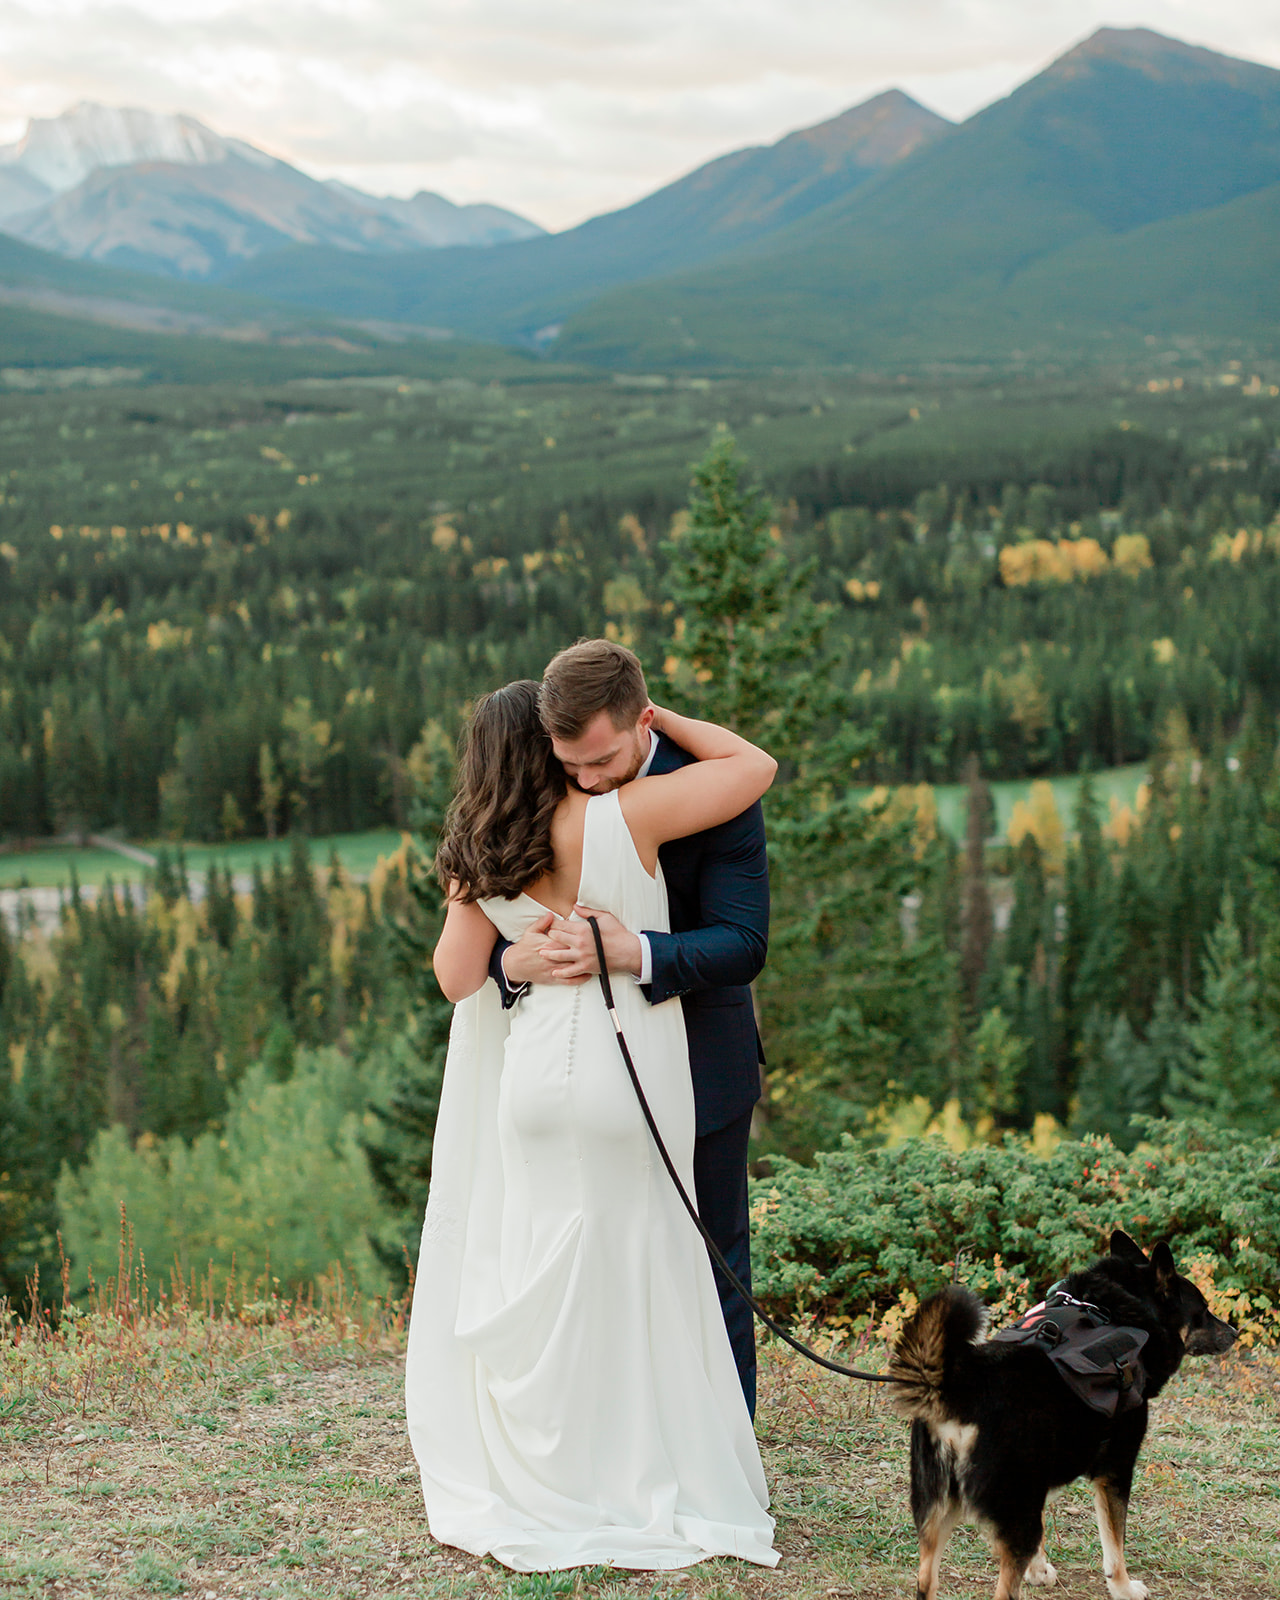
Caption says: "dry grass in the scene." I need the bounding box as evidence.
[2,1250,1278,1600]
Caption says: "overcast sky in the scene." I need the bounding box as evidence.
[0,1,1277,230]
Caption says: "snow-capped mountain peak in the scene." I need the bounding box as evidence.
[0,103,266,193]
[0,100,543,277]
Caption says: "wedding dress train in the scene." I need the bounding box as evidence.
[405,789,776,1571]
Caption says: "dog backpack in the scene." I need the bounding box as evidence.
[990,1289,1150,1419]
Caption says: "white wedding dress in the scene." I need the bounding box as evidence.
[405,789,776,1572]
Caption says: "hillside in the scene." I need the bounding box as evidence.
[553,28,1280,369]
[0,223,564,383]
[0,300,543,384]
[0,229,304,319]
[995,181,1280,344]
[0,235,545,384]
[223,90,949,343]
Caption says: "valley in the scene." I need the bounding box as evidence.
[1,0,1277,1401]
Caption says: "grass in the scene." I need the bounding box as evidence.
[868,763,1150,842]
[2,1255,1277,1600]
[0,830,410,890]
[0,765,1151,894]
[148,829,412,884]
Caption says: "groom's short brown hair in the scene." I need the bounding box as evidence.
[540,639,648,739]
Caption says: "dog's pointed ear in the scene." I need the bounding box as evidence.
[1151,1239,1177,1288]
[1110,1230,1147,1264]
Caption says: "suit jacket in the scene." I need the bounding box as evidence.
[489,731,769,1135]
[643,732,768,1134]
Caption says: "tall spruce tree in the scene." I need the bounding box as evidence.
[1059,772,1125,1116]
[363,844,452,1263]
[662,434,824,756]
[664,436,956,1157]
[990,834,1059,1118]
[959,755,995,1012]
[1131,979,1192,1120]
[1073,1012,1139,1145]
[966,1006,1028,1124]
[1248,770,1280,1043]
[1166,895,1280,1134]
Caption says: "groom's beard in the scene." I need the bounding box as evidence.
[564,737,648,794]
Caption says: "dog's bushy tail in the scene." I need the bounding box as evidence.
[887,1285,988,1424]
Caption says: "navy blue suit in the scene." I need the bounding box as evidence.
[488,730,769,1412]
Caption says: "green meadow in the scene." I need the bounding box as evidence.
[0,772,1154,892]
[0,830,410,890]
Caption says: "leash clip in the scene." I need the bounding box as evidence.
[1046,1289,1111,1325]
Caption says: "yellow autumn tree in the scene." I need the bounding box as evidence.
[1000,540,1063,585]
[871,783,940,860]
[1112,532,1153,576]
[1102,788,1148,847]
[999,537,1111,586]
[1008,781,1066,874]
[1069,537,1110,578]
[602,572,649,646]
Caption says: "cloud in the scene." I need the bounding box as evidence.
[0,0,1276,228]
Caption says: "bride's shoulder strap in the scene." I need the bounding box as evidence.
[584,787,647,874]
[583,787,625,840]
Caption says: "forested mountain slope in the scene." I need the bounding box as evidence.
[554,28,1280,368]
[223,91,949,343]
[0,231,542,383]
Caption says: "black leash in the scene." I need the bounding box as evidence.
[586,918,892,1386]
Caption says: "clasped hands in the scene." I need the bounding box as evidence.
[502,907,642,986]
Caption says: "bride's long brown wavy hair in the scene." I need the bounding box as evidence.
[435,680,567,901]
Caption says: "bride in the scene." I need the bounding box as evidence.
[405,679,779,1573]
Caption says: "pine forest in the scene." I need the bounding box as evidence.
[1,365,1278,1327]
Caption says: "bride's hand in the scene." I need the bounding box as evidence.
[542,908,643,980]
[502,913,589,987]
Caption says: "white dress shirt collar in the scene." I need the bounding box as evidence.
[636,728,659,780]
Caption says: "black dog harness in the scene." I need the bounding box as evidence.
[991,1288,1149,1418]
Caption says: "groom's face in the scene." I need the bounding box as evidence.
[551,708,652,793]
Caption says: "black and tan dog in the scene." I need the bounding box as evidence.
[888,1231,1236,1600]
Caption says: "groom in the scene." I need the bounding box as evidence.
[487,638,769,1415]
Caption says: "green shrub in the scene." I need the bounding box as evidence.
[56,1048,400,1298]
[750,1118,1280,1343]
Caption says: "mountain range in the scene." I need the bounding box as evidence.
[0,27,1276,376]
[0,103,543,280]
[556,26,1280,368]
[225,88,951,345]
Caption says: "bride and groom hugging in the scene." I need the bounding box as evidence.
[405,637,781,1572]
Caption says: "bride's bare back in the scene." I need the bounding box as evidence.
[523,791,591,917]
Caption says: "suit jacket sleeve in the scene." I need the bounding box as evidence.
[487,936,528,1009]
[642,799,769,1005]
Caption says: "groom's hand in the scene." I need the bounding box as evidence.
[542,907,642,981]
[501,913,590,987]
